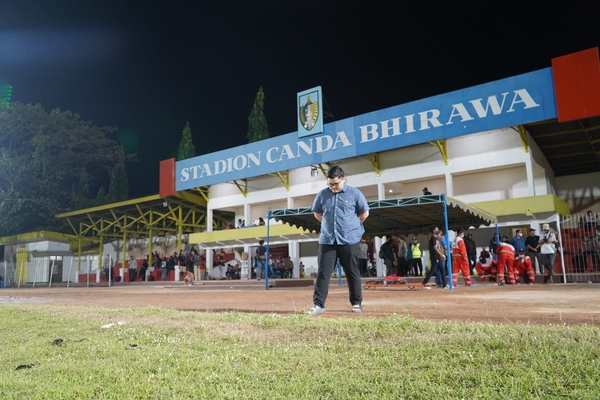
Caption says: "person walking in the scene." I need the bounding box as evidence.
[255,240,267,280]
[464,233,477,276]
[422,225,448,289]
[306,166,369,315]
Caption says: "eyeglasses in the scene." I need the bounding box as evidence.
[327,180,343,188]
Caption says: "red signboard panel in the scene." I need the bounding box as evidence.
[159,158,176,197]
[552,47,600,122]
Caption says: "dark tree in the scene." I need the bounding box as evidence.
[177,121,196,160]
[0,102,130,236]
[247,87,269,143]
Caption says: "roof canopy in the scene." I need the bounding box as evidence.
[56,192,233,239]
[271,195,497,238]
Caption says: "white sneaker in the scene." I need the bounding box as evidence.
[306,305,326,315]
[423,286,431,290]
[444,285,450,289]
[351,304,363,313]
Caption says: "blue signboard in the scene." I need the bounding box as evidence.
[176,68,557,190]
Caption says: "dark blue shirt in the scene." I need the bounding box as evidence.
[510,236,525,253]
[312,184,369,245]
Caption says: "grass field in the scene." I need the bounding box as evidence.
[1,303,599,399]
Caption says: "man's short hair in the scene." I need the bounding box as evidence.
[259,239,264,245]
[326,165,344,179]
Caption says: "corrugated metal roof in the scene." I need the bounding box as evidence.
[525,116,600,176]
[270,194,497,238]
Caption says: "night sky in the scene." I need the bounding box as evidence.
[2,1,600,198]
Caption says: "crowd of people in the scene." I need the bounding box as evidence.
[375,222,573,287]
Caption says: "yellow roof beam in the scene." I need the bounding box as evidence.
[364,153,380,175]
[270,171,290,191]
[429,139,448,165]
[232,179,247,197]
[513,125,529,153]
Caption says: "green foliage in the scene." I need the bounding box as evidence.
[177,121,196,160]
[1,304,600,399]
[0,102,131,236]
[247,86,269,143]
[106,163,129,203]
[0,74,11,109]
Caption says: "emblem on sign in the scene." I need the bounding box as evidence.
[299,93,319,131]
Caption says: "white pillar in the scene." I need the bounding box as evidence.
[288,241,300,278]
[556,214,566,284]
[206,209,214,232]
[206,247,213,279]
[445,172,454,196]
[375,236,384,277]
[377,182,385,200]
[244,203,250,228]
[525,156,536,196]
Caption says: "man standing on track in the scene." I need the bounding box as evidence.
[451,229,472,287]
[306,166,370,315]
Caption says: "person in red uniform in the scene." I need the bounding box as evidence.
[451,228,472,287]
[475,245,498,282]
[514,248,535,285]
[495,236,516,285]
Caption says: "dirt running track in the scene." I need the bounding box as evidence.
[1,282,600,325]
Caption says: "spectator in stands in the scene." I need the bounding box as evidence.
[525,228,542,274]
[464,233,477,275]
[216,250,226,280]
[539,224,559,283]
[396,235,408,277]
[139,258,148,281]
[510,230,526,261]
[258,217,266,226]
[255,239,267,281]
[282,256,294,278]
[380,235,396,277]
[409,237,423,276]
[358,237,369,277]
[579,233,598,270]
[163,256,175,281]
[580,210,597,228]
[128,256,137,282]
[422,187,432,195]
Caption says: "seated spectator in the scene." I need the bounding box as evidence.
[282,256,294,278]
[258,217,266,226]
